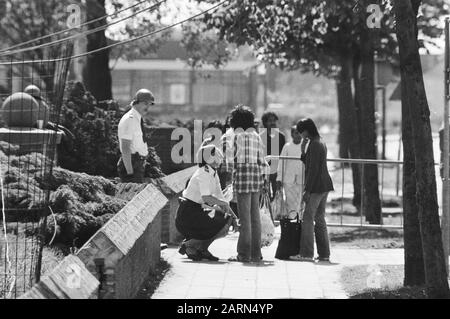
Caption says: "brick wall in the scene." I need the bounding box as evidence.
[21,184,167,299]
[20,167,196,299]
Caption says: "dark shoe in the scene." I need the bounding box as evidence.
[201,250,219,262]
[178,243,186,255]
[315,256,330,262]
[186,250,202,261]
[228,255,250,263]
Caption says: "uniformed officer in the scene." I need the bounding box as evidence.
[117,88,155,183]
[176,143,236,261]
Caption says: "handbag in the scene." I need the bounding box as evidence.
[275,188,305,260]
[275,214,302,260]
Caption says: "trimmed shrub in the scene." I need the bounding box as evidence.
[0,141,127,247]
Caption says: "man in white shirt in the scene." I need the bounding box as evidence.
[117,88,154,183]
[276,126,305,219]
[259,111,286,201]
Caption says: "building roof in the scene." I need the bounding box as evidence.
[112,59,258,71]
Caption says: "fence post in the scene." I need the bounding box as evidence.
[360,163,365,227]
[442,18,450,276]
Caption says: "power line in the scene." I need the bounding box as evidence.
[0,0,229,66]
[0,0,166,57]
[0,0,157,54]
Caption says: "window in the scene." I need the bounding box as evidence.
[169,84,187,105]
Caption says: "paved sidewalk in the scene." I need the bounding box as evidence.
[152,229,404,299]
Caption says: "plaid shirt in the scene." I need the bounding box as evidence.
[220,129,269,194]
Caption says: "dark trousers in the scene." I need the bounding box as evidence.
[117,153,145,183]
[299,192,330,259]
[269,173,278,201]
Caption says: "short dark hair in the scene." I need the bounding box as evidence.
[296,118,320,138]
[261,111,279,127]
[229,104,255,130]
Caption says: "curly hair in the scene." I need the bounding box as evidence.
[261,111,279,127]
[229,104,255,130]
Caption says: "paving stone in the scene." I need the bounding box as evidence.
[152,232,404,299]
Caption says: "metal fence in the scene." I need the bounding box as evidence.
[269,155,441,230]
[0,44,73,298]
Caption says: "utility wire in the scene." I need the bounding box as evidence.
[0,0,158,53]
[0,0,167,57]
[0,0,229,66]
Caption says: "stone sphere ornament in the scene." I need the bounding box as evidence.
[1,92,41,127]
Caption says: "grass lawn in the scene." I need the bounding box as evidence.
[329,227,403,249]
[135,258,171,299]
[340,265,429,299]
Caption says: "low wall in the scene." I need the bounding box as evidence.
[19,255,99,299]
[20,166,196,299]
[115,165,196,244]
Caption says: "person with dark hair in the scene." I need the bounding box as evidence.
[117,88,155,183]
[224,105,269,263]
[218,115,239,231]
[202,120,224,148]
[176,143,236,261]
[290,118,334,262]
[259,111,286,201]
[276,126,305,220]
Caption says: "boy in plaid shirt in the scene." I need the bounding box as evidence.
[222,105,269,263]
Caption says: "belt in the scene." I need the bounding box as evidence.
[179,197,202,207]
[132,153,146,160]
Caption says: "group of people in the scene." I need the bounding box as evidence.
[117,88,334,264]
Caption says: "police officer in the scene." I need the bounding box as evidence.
[117,88,155,183]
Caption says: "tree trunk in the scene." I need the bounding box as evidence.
[336,54,361,207]
[82,0,113,101]
[402,79,426,286]
[355,30,382,225]
[394,0,449,298]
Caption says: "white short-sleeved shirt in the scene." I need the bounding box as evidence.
[118,107,148,156]
[182,165,227,205]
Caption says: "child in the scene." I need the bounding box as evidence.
[276,126,305,219]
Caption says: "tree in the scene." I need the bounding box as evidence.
[185,0,386,223]
[394,0,449,297]
[82,0,170,101]
[82,0,112,101]
[0,0,74,97]
[0,0,169,101]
